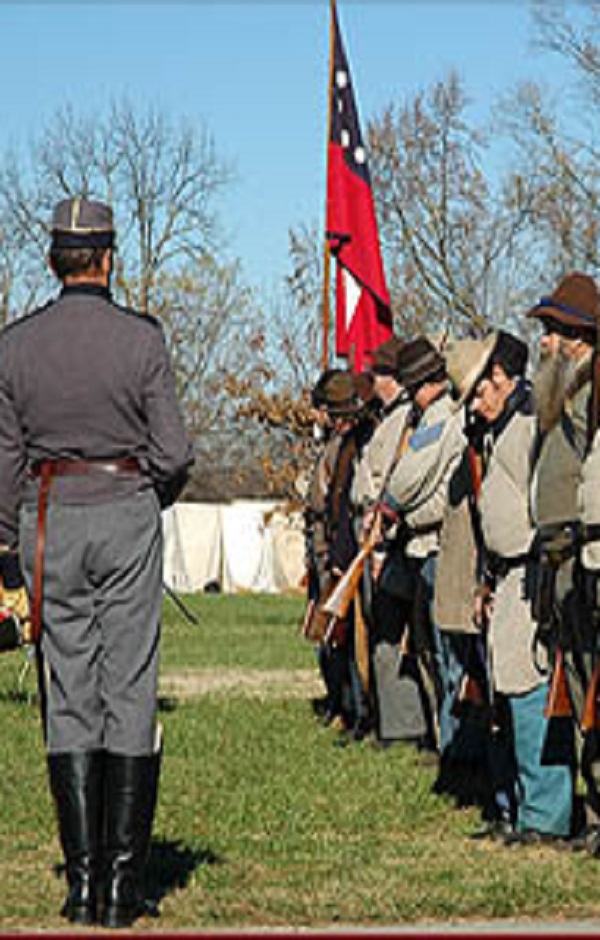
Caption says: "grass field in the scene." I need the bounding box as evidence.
[1,592,600,930]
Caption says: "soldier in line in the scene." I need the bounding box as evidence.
[0,199,193,926]
[528,272,600,853]
[371,337,466,765]
[303,369,350,729]
[431,338,494,804]
[447,331,573,845]
[302,370,377,739]
[351,337,434,750]
[325,371,379,744]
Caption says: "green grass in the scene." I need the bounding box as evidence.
[1,593,600,929]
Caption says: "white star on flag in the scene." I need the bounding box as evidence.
[342,267,361,331]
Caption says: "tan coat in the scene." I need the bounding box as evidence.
[481,407,545,695]
[351,396,411,513]
[532,355,590,529]
[434,446,479,633]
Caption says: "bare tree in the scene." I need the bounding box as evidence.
[532,1,600,106]
[0,99,232,319]
[152,259,261,440]
[267,223,325,391]
[369,72,535,337]
[496,78,600,283]
[0,100,281,499]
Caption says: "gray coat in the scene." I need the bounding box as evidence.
[480,406,545,695]
[0,283,194,547]
[351,395,411,513]
[384,391,464,559]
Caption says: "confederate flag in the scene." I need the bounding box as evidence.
[326,3,392,373]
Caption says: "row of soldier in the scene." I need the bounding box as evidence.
[303,270,600,851]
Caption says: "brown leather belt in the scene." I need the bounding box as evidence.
[29,458,141,643]
[30,458,141,479]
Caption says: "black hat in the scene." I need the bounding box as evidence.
[311,368,343,409]
[493,330,528,378]
[370,336,404,376]
[51,198,115,250]
[527,272,599,335]
[396,337,446,390]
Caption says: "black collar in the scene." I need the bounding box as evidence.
[60,283,112,301]
[489,380,532,441]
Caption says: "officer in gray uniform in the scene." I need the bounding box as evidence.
[0,198,193,927]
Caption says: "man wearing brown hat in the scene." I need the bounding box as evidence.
[303,370,376,740]
[303,369,349,727]
[0,198,193,925]
[372,336,465,763]
[446,330,573,844]
[528,271,600,853]
[352,337,432,749]
[324,371,378,744]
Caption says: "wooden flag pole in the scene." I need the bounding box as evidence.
[321,0,337,372]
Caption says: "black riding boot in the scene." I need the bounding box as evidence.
[47,750,104,924]
[102,748,161,929]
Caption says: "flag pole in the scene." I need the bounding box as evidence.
[322,0,337,371]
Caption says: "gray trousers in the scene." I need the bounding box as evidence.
[20,491,163,755]
[371,588,428,741]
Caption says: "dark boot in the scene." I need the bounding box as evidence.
[47,751,104,925]
[102,748,161,929]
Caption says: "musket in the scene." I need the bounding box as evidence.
[459,424,491,714]
[322,408,414,623]
[322,523,381,621]
[544,647,573,719]
[538,545,575,721]
[581,662,600,731]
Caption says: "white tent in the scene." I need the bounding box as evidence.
[163,501,305,594]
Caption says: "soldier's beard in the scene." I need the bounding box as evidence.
[533,345,575,432]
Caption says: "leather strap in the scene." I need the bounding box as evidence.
[30,463,52,645]
[30,457,140,478]
[28,457,141,644]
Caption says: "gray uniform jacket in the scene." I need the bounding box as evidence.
[0,283,194,547]
[479,395,544,694]
[384,391,464,559]
[351,395,411,514]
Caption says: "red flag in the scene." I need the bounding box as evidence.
[326,3,392,373]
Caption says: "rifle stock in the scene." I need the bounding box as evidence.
[544,647,573,719]
[322,525,380,621]
[582,661,600,732]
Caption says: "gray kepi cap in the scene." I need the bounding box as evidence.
[51,197,115,250]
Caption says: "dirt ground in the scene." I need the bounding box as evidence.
[160,667,323,700]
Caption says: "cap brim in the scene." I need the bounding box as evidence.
[527,303,597,332]
[453,333,497,410]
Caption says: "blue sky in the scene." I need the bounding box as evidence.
[0,2,577,297]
